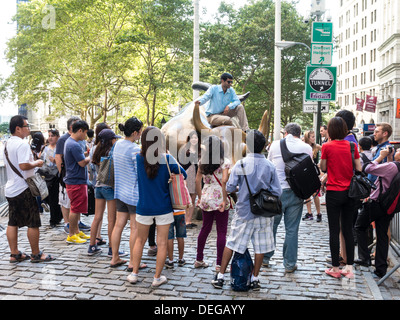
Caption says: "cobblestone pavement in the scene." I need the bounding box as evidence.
[0,203,399,301]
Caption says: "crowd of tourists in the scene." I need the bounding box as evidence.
[3,108,399,291]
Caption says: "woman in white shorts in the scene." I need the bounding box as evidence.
[127,127,187,288]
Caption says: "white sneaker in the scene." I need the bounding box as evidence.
[41,203,50,212]
[127,273,138,284]
[151,275,167,287]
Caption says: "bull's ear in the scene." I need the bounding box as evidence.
[192,82,211,92]
[238,92,250,102]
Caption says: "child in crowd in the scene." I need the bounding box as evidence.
[195,135,231,272]
[165,209,187,268]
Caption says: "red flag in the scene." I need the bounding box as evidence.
[356,98,364,111]
[396,99,400,119]
[364,95,377,113]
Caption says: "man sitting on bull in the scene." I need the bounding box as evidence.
[194,73,249,132]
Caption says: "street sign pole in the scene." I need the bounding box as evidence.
[316,101,322,145]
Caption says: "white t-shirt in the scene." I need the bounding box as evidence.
[4,136,35,198]
[267,134,313,189]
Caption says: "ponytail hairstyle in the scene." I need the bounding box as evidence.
[140,126,166,179]
[118,117,143,138]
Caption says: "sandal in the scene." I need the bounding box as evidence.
[340,270,355,279]
[110,259,127,268]
[194,260,209,268]
[30,251,56,263]
[126,263,147,272]
[325,268,342,279]
[9,251,30,263]
[96,238,107,246]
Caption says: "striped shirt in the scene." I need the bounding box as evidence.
[113,139,141,206]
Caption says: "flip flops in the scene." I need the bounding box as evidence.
[126,263,148,272]
[110,259,127,268]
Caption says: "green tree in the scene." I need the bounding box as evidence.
[199,0,312,140]
[116,0,194,126]
[0,122,9,134]
[3,0,194,128]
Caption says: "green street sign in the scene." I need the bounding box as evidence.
[305,66,337,101]
[311,22,333,43]
[311,43,333,66]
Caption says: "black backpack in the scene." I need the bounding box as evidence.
[280,138,321,200]
[378,161,400,216]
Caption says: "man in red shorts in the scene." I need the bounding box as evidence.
[63,120,91,244]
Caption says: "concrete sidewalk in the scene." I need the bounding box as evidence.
[0,203,399,300]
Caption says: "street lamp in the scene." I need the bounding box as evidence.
[275,41,311,52]
[274,40,312,140]
[273,0,281,141]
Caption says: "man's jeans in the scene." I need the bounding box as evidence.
[263,188,303,270]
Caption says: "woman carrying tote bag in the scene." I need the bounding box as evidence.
[128,126,187,287]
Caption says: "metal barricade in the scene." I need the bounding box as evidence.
[391,213,400,245]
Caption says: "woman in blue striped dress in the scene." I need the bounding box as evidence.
[110,117,144,269]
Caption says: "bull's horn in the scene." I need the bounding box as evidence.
[192,82,211,92]
[238,91,250,102]
[193,103,213,135]
[258,110,269,136]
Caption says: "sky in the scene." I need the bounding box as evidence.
[0,0,338,116]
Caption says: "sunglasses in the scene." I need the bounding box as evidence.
[227,80,233,84]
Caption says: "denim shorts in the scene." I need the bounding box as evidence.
[168,214,187,240]
[95,186,115,201]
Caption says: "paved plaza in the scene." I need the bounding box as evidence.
[0,202,399,301]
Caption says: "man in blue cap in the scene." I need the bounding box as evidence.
[194,73,249,131]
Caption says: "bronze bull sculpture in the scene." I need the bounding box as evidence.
[161,82,269,164]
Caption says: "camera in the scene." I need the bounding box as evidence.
[31,136,43,151]
[388,145,393,153]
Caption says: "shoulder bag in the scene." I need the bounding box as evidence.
[212,172,235,209]
[241,162,282,218]
[97,144,116,187]
[348,142,375,200]
[165,155,192,210]
[4,142,49,199]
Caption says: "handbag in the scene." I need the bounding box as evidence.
[348,142,374,200]
[37,165,59,188]
[4,142,49,199]
[241,162,282,218]
[97,144,115,187]
[165,155,192,210]
[213,172,235,209]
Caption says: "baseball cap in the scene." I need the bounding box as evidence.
[98,129,121,141]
